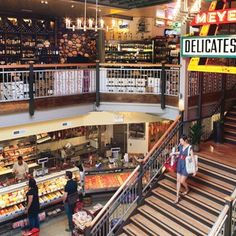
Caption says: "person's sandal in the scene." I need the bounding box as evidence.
[182,189,190,196]
[173,196,181,204]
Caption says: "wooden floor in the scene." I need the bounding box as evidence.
[197,141,236,168]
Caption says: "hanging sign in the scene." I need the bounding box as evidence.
[181,35,236,58]
[191,8,236,26]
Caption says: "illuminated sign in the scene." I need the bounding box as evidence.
[181,35,236,58]
[191,8,236,26]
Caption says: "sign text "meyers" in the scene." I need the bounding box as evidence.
[191,8,236,26]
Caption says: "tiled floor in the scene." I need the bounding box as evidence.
[14,214,71,236]
[10,195,110,236]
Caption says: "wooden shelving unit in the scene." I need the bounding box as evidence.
[0,16,59,65]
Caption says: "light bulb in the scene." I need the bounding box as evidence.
[100,19,104,28]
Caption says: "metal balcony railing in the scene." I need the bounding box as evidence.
[0,64,96,102]
[99,65,180,96]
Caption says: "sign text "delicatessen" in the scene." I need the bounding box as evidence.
[181,35,236,58]
[191,8,236,26]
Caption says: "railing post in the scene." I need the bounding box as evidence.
[197,72,203,125]
[29,63,35,116]
[96,60,100,108]
[225,196,233,236]
[84,226,91,236]
[179,110,184,137]
[137,162,143,205]
[161,63,166,109]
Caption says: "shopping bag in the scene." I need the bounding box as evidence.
[164,155,178,172]
[185,145,198,174]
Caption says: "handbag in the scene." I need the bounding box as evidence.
[185,145,198,174]
[164,154,178,172]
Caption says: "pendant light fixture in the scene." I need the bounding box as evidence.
[65,0,105,31]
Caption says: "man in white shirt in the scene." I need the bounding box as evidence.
[12,156,29,180]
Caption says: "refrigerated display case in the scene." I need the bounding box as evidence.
[0,166,132,224]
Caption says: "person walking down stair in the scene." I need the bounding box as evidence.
[173,134,196,204]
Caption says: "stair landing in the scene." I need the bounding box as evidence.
[197,141,236,168]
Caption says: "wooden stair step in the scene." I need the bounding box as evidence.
[159,179,222,214]
[139,205,197,236]
[152,187,218,224]
[225,135,236,142]
[146,196,210,235]
[198,165,236,185]
[228,111,236,116]
[165,173,226,204]
[197,155,236,173]
[131,214,173,236]
[226,116,236,121]
[198,162,236,181]
[224,128,236,135]
[123,223,149,236]
[192,171,234,192]
[224,121,236,128]
[119,233,128,236]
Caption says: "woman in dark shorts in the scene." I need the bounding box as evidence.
[174,134,195,204]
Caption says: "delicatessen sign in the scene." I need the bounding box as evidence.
[181,35,236,58]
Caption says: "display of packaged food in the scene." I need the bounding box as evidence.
[73,210,93,230]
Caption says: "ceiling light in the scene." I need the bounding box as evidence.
[41,0,48,4]
[71,5,74,8]
[65,0,105,32]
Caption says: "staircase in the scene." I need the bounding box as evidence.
[224,106,236,144]
[120,155,236,236]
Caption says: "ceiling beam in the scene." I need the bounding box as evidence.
[128,0,171,9]
[75,0,129,9]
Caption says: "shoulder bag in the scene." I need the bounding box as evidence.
[185,145,198,174]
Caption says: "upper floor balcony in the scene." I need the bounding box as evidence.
[0,63,181,127]
[2,62,236,128]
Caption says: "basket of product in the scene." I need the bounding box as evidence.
[72,210,93,231]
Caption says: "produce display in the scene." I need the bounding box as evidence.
[85,172,131,191]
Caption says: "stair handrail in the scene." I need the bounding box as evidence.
[209,82,236,119]
[208,187,236,236]
[208,205,229,236]
[143,115,181,163]
[85,114,182,235]
[88,165,140,229]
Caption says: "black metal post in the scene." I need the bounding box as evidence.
[220,73,226,120]
[29,63,35,116]
[179,110,184,137]
[225,196,232,236]
[137,162,143,205]
[197,72,203,125]
[161,63,166,110]
[84,226,91,236]
[96,60,100,108]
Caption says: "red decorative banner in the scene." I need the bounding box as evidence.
[191,8,236,26]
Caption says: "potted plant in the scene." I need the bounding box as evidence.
[213,119,224,143]
[189,123,203,152]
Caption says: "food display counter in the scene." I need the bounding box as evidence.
[0,165,133,224]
